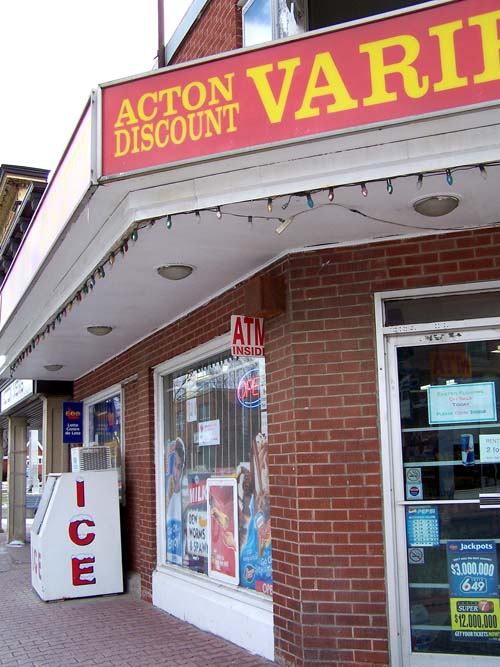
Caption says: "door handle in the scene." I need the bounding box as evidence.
[479,493,500,509]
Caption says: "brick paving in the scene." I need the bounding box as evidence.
[0,528,275,667]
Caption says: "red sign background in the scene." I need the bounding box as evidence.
[100,0,500,178]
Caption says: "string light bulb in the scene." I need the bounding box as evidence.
[195,210,201,222]
[10,160,499,374]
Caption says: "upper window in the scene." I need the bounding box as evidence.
[161,350,272,596]
[242,0,430,47]
[243,0,306,47]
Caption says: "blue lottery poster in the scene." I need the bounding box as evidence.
[447,540,500,641]
[447,541,499,598]
[406,506,440,547]
[62,401,83,444]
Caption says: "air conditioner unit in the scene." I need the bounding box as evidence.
[71,446,113,472]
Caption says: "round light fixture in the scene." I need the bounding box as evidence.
[413,195,460,217]
[44,364,64,372]
[157,264,194,280]
[87,325,113,336]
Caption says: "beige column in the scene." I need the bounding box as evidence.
[0,428,4,532]
[7,417,27,544]
[42,397,71,479]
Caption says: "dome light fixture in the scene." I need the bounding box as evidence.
[157,264,194,281]
[44,364,64,372]
[413,195,460,217]
[87,325,113,336]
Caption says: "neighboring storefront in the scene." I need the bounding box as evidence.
[1,1,500,665]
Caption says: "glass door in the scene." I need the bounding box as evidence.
[388,329,500,666]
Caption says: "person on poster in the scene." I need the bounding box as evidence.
[239,432,273,593]
[166,437,185,565]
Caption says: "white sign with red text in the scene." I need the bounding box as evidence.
[231,315,265,357]
[31,470,123,601]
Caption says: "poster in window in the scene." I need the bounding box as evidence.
[239,432,273,596]
[447,540,500,641]
[185,472,210,574]
[166,438,186,565]
[207,477,239,585]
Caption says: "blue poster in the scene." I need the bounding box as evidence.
[406,506,440,547]
[447,540,499,597]
[239,496,273,595]
[62,401,83,444]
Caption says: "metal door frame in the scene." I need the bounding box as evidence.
[375,280,500,667]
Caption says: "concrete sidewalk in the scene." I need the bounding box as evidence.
[0,527,275,667]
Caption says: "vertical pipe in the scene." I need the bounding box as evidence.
[157,0,166,69]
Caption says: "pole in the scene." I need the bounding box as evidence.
[157,0,166,69]
[0,430,3,532]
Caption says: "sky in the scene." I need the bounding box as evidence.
[0,0,191,173]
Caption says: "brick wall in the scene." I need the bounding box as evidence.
[75,225,500,666]
[170,0,242,65]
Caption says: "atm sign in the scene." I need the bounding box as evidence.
[231,315,264,357]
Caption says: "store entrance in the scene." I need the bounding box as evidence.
[388,328,500,666]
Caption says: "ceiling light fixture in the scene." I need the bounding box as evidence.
[87,325,113,336]
[413,195,460,217]
[157,264,194,280]
[44,364,64,372]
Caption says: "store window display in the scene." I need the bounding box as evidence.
[162,353,272,595]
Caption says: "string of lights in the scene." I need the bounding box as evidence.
[9,161,499,374]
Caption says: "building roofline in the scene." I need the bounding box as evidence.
[165,0,211,64]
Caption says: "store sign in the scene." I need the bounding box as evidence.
[237,368,261,408]
[62,401,83,444]
[447,540,500,641]
[1,379,33,412]
[231,315,264,357]
[99,0,500,179]
[427,382,497,424]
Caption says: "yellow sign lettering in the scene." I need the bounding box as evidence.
[246,58,301,123]
[429,21,468,92]
[114,98,138,127]
[360,34,429,106]
[469,10,500,84]
[295,51,358,120]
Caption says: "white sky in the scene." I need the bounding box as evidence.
[0,0,191,172]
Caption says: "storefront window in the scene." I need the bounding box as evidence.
[84,388,124,499]
[163,352,272,596]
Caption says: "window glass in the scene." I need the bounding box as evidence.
[277,0,306,39]
[243,0,273,46]
[87,393,123,499]
[243,0,306,46]
[163,352,272,596]
[308,0,429,31]
[385,292,500,327]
